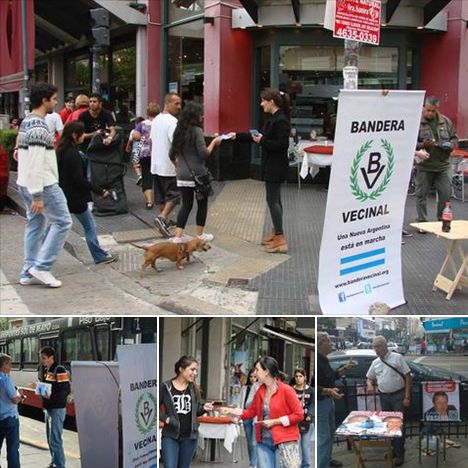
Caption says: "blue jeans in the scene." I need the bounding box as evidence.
[257,432,279,468]
[73,208,108,263]
[45,408,66,468]
[161,436,197,468]
[300,422,314,468]
[317,398,335,468]
[18,184,72,278]
[0,416,20,468]
[243,419,257,467]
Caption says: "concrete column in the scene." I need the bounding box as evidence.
[136,26,147,117]
[161,318,182,381]
[50,55,65,107]
[146,0,162,105]
[206,318,228,400]
[203,1,253,134]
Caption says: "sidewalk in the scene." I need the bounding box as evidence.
[0,415,80,468]
[2,167,468,314]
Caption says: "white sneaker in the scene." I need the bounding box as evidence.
[29,267,62,288]
[19,276,41,286]
[197,233,214,242]
[171,236,191,244]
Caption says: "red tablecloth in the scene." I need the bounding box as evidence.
[197,416,234,424]
[303,145,334,155]
[452,149,468,158]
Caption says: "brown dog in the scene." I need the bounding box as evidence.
[131,238,211,277]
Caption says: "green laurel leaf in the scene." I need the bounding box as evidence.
[135,392,158,435]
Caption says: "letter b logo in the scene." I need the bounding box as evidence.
[361,152,385,189]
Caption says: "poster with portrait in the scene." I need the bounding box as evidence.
[356,385,381,411]
[422,381,460,422]
[336,411,403,437]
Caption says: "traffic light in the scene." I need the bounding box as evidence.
[90,8,110,46]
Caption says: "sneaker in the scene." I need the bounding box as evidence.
[197,233,214,242]
[19,276,41,286]
[154,216,171,238]
[29,267,62,288]
[166,218,177,228]
[417,229,427,234]
[136,175,143,186]
[402,229,413,238]
[96,255,117,265]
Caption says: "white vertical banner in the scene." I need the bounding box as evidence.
[318,90,424,314]
[118,344,158,468]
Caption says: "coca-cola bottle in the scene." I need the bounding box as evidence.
[442,201,452,232]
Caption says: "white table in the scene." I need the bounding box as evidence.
[198,422,240,460]
[296,140,333,188]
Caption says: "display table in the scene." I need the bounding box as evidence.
[410,220,468,300]
[336,411,403,468]
[296,140,333,188]
[197,416,240,462]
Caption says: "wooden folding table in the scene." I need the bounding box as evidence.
[410,220,468,300]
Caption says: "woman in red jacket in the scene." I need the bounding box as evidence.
[222,356,303,468]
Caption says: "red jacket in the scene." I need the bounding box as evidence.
[241,380,303,445]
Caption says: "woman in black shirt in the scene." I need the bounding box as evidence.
[56,121,116,264]
[159,356,214,468]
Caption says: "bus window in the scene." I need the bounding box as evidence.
[10,339,21,368]
[95,326,110,361]
[22,336,39,369]
[62,329,93,364]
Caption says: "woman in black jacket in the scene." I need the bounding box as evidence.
[159,356,214,468]
[232,88,291,253]
[56,121,116,264]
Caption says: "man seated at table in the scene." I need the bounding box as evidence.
[366,336,412,466]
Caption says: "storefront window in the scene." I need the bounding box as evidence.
[111,45,136,124]
[167,22,204,102]
[64,55,90,97]
[34,63,49,83]
[279,45,398,138]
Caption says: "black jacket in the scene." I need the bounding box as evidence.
[237,110,290,182]
[57,145,104,214]
[159,380,206,440]
[38,362,71,410]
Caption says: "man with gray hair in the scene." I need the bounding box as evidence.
[415,95,458,226]
[366,336,412,466]
[317,332,355,468]
[0,353,23,468]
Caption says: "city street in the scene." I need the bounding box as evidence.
[2,168,468,315]
[408,354,468,378]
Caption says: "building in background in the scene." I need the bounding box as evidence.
[159,317,314,402]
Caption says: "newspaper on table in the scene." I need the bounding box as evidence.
[336,411,403,437]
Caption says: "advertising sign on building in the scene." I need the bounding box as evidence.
[357,318,376,338]
[118,344,158,468]
[318,90,424,314]
[333,0,381,46]
[423,381,460,421]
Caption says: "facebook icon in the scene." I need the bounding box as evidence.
[338,292,346,302]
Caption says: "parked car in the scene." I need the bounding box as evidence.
[327,350,467,424]
[397,342,409,355]
[387,342,398,352]
[356,341,372,349]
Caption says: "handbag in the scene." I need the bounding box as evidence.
[180,152,214,200]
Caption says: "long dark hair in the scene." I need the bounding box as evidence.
[255,356,281,379]
[169,102,203,163]
[260,87,291,119]
[56,121,85,157]
[174,355,201,402]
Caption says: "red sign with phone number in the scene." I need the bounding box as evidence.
[333,0,381,46]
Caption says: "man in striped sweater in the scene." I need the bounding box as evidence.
[16,83,72,288]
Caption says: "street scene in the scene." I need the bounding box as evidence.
[0,317,157,468]
[0,1,467,314]
[159,317,315,467]
[317,316,468,468]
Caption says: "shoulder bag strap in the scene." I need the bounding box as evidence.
[380,357,406,383]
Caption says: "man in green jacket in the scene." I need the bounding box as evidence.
[415,96,458,225]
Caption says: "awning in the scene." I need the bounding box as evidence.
[262,325,314,348]
[423,318,468,334]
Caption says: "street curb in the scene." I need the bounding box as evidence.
[20,436,80,459]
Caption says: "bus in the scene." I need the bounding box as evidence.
[0,316,157,418]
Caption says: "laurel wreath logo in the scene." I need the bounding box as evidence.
[135,392,157,435]
[350,139,394,202]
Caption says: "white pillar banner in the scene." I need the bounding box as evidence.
[118,344,158,468]
[318,89,425,314]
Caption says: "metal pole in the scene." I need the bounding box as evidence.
[343,39,360,90]
[21,0,30,115]
[91,45,101,94]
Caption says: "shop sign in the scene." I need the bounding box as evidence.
[118,344,158,468]
[318,89,424,314]
[333,0,381,45]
